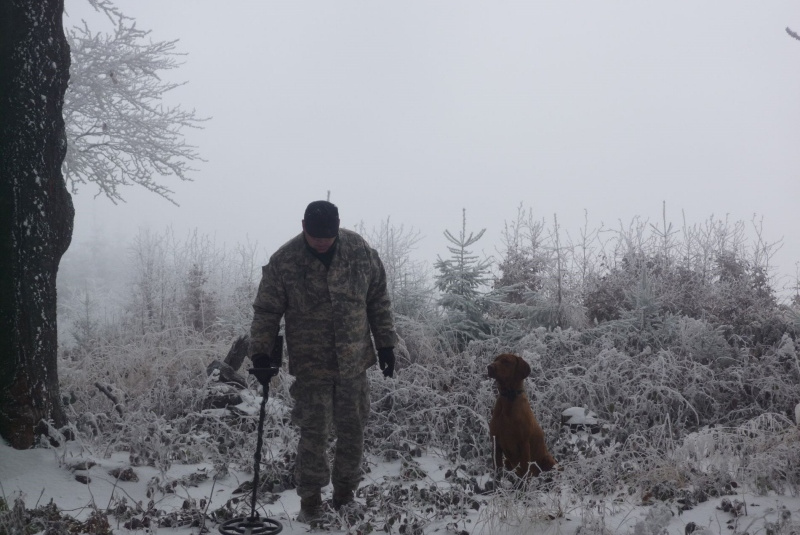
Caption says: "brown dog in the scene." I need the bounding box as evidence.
[488,353,557,478]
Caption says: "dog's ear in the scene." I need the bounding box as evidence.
[516,356,531,379]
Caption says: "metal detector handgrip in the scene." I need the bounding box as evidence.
[248,335,283,386]
[248,367,280,386]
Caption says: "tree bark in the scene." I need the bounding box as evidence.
[0,0,74,448]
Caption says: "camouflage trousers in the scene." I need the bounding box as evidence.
[290,371,370,499]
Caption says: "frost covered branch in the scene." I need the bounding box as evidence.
[94,381,125,417]
[63,9,207,204]
[78,0,129,25]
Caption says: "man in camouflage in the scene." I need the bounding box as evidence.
[249,200,396,523]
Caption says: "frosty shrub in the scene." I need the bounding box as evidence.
[59,326,294,476]
[0,497,113,535]
[393,312,444,367]
[365,351,495,468]
[57,275,800,497]
[473,474,567,535]
[50,213,800,532]
[676,413,800,495]
[631,502,672,535]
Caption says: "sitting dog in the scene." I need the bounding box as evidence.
[487,353,557,478]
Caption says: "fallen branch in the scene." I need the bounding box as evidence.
[223,335,249,371]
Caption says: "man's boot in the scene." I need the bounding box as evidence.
[333,488,364,522]
[332,489,354,510]
[296,493,323,524]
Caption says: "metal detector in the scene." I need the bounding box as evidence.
[218,352,283,534]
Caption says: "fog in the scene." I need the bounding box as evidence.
[64,1,800,292]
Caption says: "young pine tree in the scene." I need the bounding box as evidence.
[434,209,492,351]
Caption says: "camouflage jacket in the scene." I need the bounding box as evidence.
[249,229,396,380]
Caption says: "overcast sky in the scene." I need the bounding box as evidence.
[65,1,800,291]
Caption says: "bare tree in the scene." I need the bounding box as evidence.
[357,217,432,318]
[494,204,547,303]
[63,1,206,203]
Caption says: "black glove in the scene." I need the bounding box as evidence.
[251,352,281,369]
[249,366,279,387]
[250,352,281,387]
[377,347,395,378]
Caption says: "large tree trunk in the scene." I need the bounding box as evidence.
[0,0,74,448]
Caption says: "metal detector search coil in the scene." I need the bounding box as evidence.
[218,516,282,535]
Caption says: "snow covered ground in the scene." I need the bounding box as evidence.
[3,424,800,534]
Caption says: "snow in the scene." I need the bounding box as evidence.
[562,407,599,427]
[3,436,800,534]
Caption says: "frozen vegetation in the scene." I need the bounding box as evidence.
[2,210,799,534]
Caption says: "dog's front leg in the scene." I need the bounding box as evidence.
[516,440,533,478]
[530,437,557,474]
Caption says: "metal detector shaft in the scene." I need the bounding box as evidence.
[247,333,284,517]
[218,337,284,535]
[250,387,269,518]
[218,364,283,535]
[253,334,283,513]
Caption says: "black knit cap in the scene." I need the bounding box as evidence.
[303,200,340,238]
